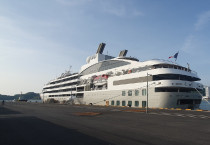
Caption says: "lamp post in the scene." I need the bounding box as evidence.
[146,73,152,114]
[146,73,149,113]
[71,87,72,99]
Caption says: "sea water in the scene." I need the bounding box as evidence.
[200,100,210,110]
[0,100,42,103]
[27,99,43,103]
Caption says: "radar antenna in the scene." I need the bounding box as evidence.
[69,65,72,74]
[187,63,190,71]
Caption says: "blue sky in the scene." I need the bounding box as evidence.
[1,0,210,95]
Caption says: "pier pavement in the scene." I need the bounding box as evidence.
[1,102,210,145]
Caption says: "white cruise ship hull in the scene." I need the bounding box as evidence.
[74,87,201,109]
[41,43,203,109]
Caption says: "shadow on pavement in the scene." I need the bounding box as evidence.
[0,106,22,115]
[0,115,113,145]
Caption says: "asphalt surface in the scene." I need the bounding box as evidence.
[1,102,210,145]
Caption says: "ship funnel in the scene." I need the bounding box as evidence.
[119,50,128,57]
[96,43,106,54]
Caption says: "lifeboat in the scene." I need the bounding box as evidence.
[93,74,108,81]
[128,70,132,74]
[93,74,109,85]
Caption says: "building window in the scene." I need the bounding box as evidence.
[135,90,139,96]
[128,90,132,96]
[135,101,139,107]
[142,89,147,96]
[122,91,126,96]
[128,101,132,107]
[111,100,114,106]
[142,101,146,108]
[116,100,120,106]
[122,101,126,106]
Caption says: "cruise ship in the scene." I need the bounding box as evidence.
[41,43,203,109]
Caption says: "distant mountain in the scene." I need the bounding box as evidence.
[0,92,40,100]
[0,94,15,100]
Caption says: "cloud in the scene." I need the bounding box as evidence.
[182,10,210,52]
[0,15,63,61]
[56,0,93,6]
[132,10,144,17]
[194,10,210,31]
[105,8,144,17]
[181,34,194,52]
[55,0,144,17]
[0,16,11,23]
[104,5,126,17]
[100,1,144,17]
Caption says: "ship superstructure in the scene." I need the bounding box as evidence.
[41,43,203,109]
[41,71,79,103]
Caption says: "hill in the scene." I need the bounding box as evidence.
[0,92,40,100]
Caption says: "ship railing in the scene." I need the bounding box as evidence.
[191,70,197,75]
[106,60,198,80]
[202,98,210,104]
[151,59,198,75]
[151,59,178,64]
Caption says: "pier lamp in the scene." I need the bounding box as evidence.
[42,93,45,103]
[146,73,152,114]
[71,87,72,98]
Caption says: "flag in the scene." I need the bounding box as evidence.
[169,52,179,61]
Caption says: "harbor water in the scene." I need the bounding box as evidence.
[200,100,210,110]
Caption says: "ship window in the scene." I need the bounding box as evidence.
[155,87,179,92]
[44,82,77,90]
[142,89,147,96]
[128,101,132,107]
[122,101,126,106]
[118,57,139,61]
[122,91,126,96]
[135,101,139,107]
[142,101,146,108]
[135,90,139,96]
[177,99,201,105]
[128,90,132,96]
[155,87,202,93]
[153,74,200,81]
[116,101,120,106]
[111,100,114,106]
[81,60,130,75]
[113,76,153,86]
[76,93,84,98]
[195,99,201,104]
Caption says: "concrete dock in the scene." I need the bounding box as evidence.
[1,103,210,145]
